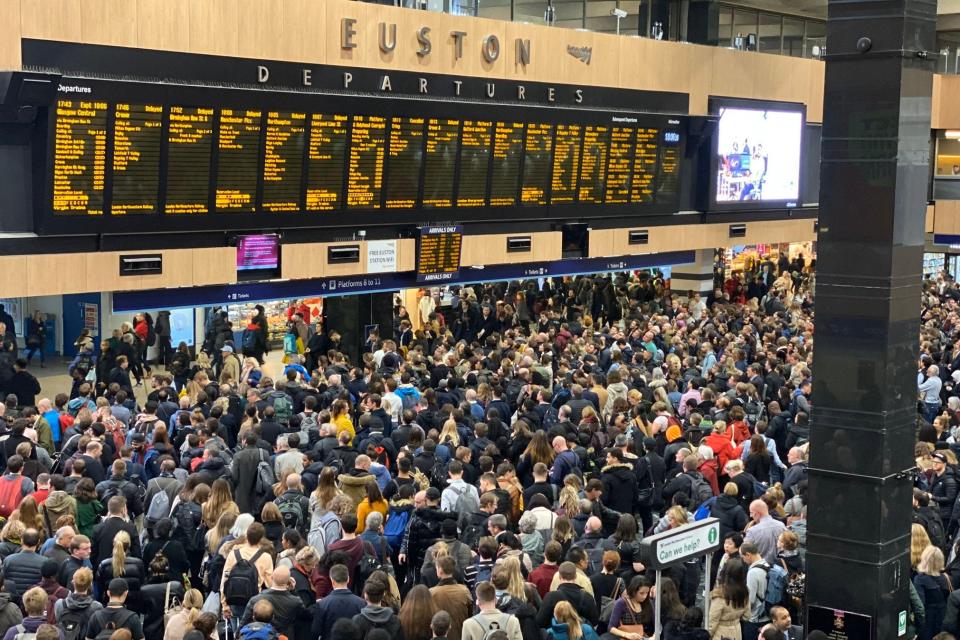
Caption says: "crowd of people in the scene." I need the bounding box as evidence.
[0,251,949,640]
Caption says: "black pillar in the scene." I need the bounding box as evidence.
[808,1,935,638]
[686,0,718,46]
[323,292,395,364]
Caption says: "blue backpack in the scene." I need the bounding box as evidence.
[761,562,789,613]
[241,329,257,352]
[694,496,718,521]
[384,507,411,551]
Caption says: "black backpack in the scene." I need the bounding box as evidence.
[93,609,136,640]
[57,601,93,640]
[173,501,206,552]
[223,549,264,606]
[203,549,227,593]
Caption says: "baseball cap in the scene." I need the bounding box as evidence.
[131,432,146,443]
[933,452,948,464]
[221,344,233,353]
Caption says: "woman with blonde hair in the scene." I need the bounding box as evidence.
[547,600,600,640]
[310,467,341,513]
[202,479,238,529]
[654,506,689,535]
[438,419,460,453]
[914,545,951,640]
[499,555,538,606]
[260,503,284,550]
[0,520,25,559]
[558,475,582,517]
[14,496,46,538]
[911,523,933,572]
[206,511,237,557]
[163,588,207,640]
[96,530,145,604]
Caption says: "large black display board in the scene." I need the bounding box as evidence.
[41,78,685,234]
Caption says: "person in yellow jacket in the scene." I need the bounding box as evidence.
[355,478,389,534]
[331,399,355,443]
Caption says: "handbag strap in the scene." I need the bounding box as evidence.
[609,577,623,599]
[164,580,171,611]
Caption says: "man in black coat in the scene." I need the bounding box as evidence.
[232,431,268,515]
[536,562,599,628]
[95,459,144,518]
[8,360,40,409]
[91,496,141,567]
[240,566,308,640]
[599,449,638,516]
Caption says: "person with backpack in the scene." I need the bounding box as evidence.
[462,581,522,640]
[233,432,269,515]
[54,567,101,640]
[274,474,311,534]
[550,437,581,486]
[143,460,183,533]
[237,566,306,640]
[83,578,144,640]
[311,563,366,640]
[662,456,715,511]
[95,460,144,520]
[0,587,51,640]
[440,461,480,514]
[352,579,403,639]
[740,541,773,640]
[221,523,275,632]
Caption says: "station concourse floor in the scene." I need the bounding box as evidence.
[29,348,291,406]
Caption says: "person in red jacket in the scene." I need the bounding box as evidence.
[697,447,721,496]
[727,406,753,446]
[702,420,737,479]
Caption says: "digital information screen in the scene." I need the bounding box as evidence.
[43,79,687,233]
[165,106,214,214]
[714,106,801,205]
[111,103,162,215]
[489,121,524,207]
[262,111,307,212]
[423,119,459,208]
[347,115,386,209]
[579,125,609,204]
[52,99,108,215]
[551,124,582,204]
[306,113,348,211]
[237,234,280,271]
[521,123,553,206]
[458,120,492,207]
[216,108,262,212]
[385,117,424,209]
[417,225,463,283]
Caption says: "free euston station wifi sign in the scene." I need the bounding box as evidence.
[639,518,721,570]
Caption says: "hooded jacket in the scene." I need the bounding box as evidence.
[599,463,638,515]
[338,468,374,508]
[352,604,403,639]
[0,593,21,634]
[53,591,101,631]
[401,507,457,567]
[709,493,749,539]
[547,619,600,640]
[40,491,77,531]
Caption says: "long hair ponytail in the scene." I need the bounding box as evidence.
[112,530,130,577]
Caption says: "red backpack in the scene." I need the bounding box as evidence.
[0,475,24,518]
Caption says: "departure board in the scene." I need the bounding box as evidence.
[658,130,682,199]
[579,126,609,203]
[630,127,659,204]
[44,78,692,234]
[423,119,459,208]
[165,106,214,214]
[551,124,582,204]
[111,103,162,215]
[347,115,386,209]
[457,120,492,207]
[306,114,348,211]
[52,100,108,215]
[216,108,262,212]
[605,127,635,204]
[520,123,553,206]
[417,225,463,282]
[385,117,424,209]
[489,122,524,207]
[262,111,307,212]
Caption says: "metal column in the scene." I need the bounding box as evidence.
[807,1,936,638]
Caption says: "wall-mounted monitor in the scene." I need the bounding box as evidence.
[708,97,804,211]
[236,234,280,279]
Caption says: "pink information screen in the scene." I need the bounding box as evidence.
[236,234,279,271]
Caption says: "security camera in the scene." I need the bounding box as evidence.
[357,230,367,239]
[611,8,627,18]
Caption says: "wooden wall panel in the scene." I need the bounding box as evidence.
[237,0,321,63]
[933,74,960,130]
[19,0,82,42]
[26,253,86,296]
[0,0,21,69]
[136,0,189,52]
[0,256,28,298]
[396,239,416,272]
[927,204,936,235]
[281,243,324,281]
[935,200,960,235]
[194,247,236,286]
[80,0,137,46]
[459,231,560,266]
[589,219,815,258]
[187,0,239,56]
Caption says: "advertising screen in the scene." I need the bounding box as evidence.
[236,234,280,271]
[713,104,802,207]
